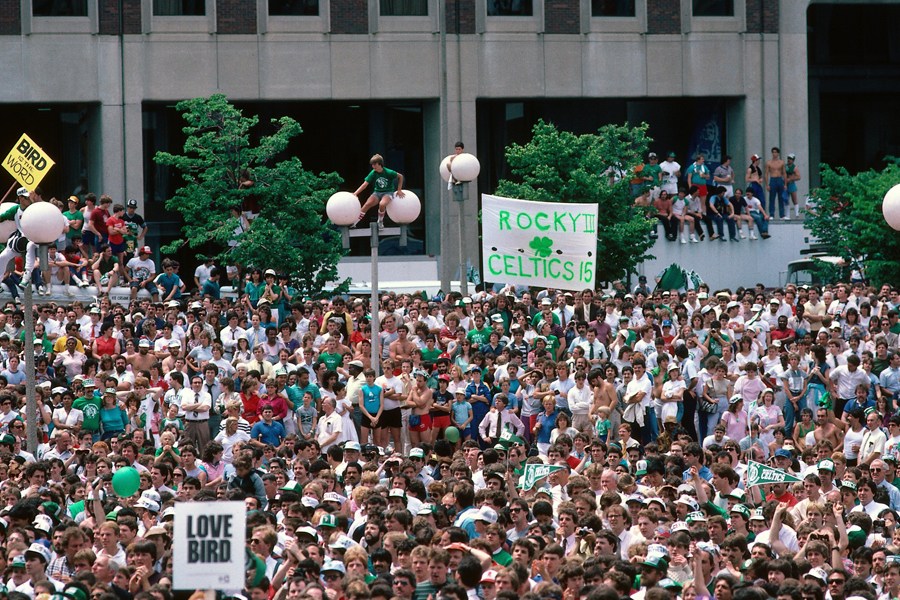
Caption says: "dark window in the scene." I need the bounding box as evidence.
[269,0,318,15]
[693,0,733,17]
[487,0,532,16]
[153,0,205,15]
[32,0,87,16]
[380,0,427,16]
[592,0,635,17]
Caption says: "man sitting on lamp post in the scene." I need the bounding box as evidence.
[352,154,405,230]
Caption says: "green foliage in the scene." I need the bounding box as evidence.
[154,94,347,297]
[805,157,900,287]
[495,120,656,282]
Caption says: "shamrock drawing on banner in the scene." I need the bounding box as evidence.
[529,236,554,258]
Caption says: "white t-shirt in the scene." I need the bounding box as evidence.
[126,257,156,280]
[375,374,404,410]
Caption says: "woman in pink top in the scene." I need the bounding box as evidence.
[734,362,767,404]
[721,395,749,441]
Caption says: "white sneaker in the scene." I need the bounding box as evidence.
[690,235,700,243]
[66,286,76,297]
[377,220,384,231]
[782,215,790,221]
[750,231,758,240]
[680,237,687,244]
[39,286,49,296]
[740,232,747,239]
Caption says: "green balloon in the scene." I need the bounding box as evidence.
[112,466,141,498]
[444,426,460,443]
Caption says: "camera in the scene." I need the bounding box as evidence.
[874,519,885,534]
[577,527,592,537]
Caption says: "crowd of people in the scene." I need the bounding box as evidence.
[5,182,900,600]
[632,149,803,244]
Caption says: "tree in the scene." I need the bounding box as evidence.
[805,158,900,286]
[154,94,346,297]
[494,119,656,283]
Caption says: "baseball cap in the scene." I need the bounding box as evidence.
[641,555,669,571]
[139,246,151,255]
[775,448,792,460]
[670,521,690,533]
[25,543,51,564]
[33,514,54,533]
[730,504,750,519]
[323,492,346,505]
[475,506,498,524]
[805,567,828,585]
[264,269,276,277]
[817,459,835,473]
[410,448,425,459]
[344,441,361,452]
[481,570,498,584]
[348,360,364,368]
[16,187,28,197]
[321,560,345,574]
[318,514,337,529]
[127,198,138,207]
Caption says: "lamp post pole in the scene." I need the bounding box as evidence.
[24,263,37,454]
[369,223,381,377]
[452,183,468,296]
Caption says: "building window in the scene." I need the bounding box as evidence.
[269,0,318,14]
[32,0,87,16]
[692,0,733,17]
[153,0,205,15]
[591,0,634,17]
[380,0,427,16]
[487,0,531,16]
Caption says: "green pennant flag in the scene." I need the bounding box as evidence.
[499,430,525,446]
[521,463,567,491]
[746,460,802,488]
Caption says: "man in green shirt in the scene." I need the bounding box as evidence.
[63,196,84,243]
[72,379,101,438]
[352,153,405,230]
[318,337,344,372]
[466,314,492,346]
[642,153,662,194]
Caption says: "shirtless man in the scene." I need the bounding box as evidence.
[765,147,787,220]
[591,371,620,437]
[389,325,417,361]
[813,407,846,449]
[406,370,434,445]
[128,339,157,373]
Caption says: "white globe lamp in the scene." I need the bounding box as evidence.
[0,203,19,243]
[20,202,66,243]
[448,153,481,183]
[439,155,453,182]
[386,191,421,224]
[326,191,360,226]
[883,184,900,231]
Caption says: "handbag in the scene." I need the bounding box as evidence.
[699,398,719,414]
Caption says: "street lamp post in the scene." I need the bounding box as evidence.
[19,201,67,454]
[326,192,421,376]
[440,153,480,296]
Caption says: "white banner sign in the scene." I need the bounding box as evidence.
[481,194,599,291]
[173,501,246,590]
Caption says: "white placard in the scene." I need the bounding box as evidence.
[481,194,599,291]
[173,501,246,590]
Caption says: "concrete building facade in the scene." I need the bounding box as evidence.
[0,0,861,286]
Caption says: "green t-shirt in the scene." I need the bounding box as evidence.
[643,163,662,188]
[319,352,343,372]
[63,210,83,239]
[421,347,442,363]
[467,327,492,346]
[365,168,399,193]
[73,394,102,432]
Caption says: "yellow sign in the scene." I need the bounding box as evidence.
[2,134,55,191]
